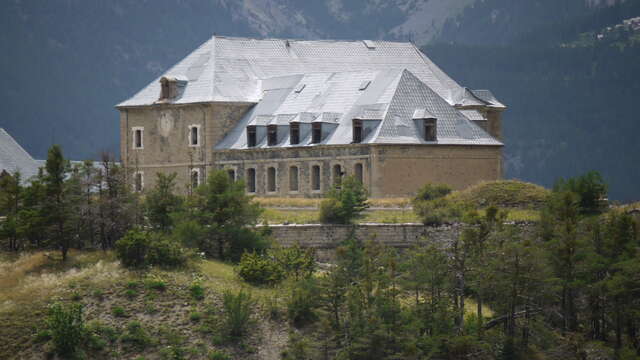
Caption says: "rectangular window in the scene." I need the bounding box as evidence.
[312,123,322,144]
[289,166,299,192]
[247,126,257,147]
[355,163,364,183]
[227,169,235,182]
[191,169,200,189]
[333,164,343,187]
[267,125,278,146]
[267,167,277,192]
[353,119,363,143]
[247,168,256,193]
[311,165,321,191]
[133,128,143,149]
[190,126,199,146]
[290,123,300,145]
[424,119,437,141]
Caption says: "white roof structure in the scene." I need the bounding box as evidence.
[118,36,505,148]
[0,128,41,182]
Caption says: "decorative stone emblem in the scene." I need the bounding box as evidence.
[159,110,174,137]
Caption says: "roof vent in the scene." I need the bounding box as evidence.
[358,80,371,91]
[363,40,376,49]
[294,83,306,93]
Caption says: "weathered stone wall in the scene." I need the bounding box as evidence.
[268,222,535,262]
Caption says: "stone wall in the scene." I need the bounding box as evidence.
[268,222,535,262]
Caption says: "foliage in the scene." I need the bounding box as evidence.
[144,172,183,232]
[115,229,188,269]
[115,229,150,268]
[319,176,369,224]
[46,302,85,356]
[413,197,469,225]
[120,321,152,350]
[236,243,315,285]
[413,183,452,204]
[236,251,284,286]
[189,282,205,301]
[446,180,550,209]
[554,171,608,213]
[221,289,254,339]
[188,170,265,261]
[286,278,320,327]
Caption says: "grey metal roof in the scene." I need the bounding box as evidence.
[460,109,487,121]
[117,36,464,107]
[0,128,41,183]
[215,69,502,150]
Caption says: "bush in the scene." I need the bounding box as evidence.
[112,306,127,318]
[319,176,369,224]
[554,171,608,213]
[413,183,452,204]
[236,251,285,285]
[221,289,253,339]
[115,229,189,269]
[46,302,85,356]
[121,321,151,350]
[189,282,205,301]
[414,198,468,225]
[286,278,320,327]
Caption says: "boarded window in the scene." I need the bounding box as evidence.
[267,125,278,146]
[312,165,321,191]
[333,164,343,187]
[134,172,143,192]
[355,163,364,183]
[312,123,322,144]
[289,166,299,191]
[267,167,277,192]
[190,126,199,146]
[424,119,437,141]
[191,169,200,189]
[290,123,300,145]
[134,129,143,149]
[247,126,257,147]
[353,119,363,143]
[246,168,256,193]
[227,169,235,182]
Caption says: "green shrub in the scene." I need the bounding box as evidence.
[209,350,231,360]
[272,243,315,281]
[115,229,189,269]
[413,183,452,204]
[222,289,253,339]
[554,171,608,213]
[121,321,151,350]
[34,329,52,343]
[189,282,205,301]
[146,279,167,291]
[160,345,187,360]
[414,198,468,225]
[190,311,203,322]
[92,289,104,299]
[319,176,369,224]
[112,306,127,318]
[286,278,320,327]
[125,288,138,299]
[46,302,85,356]
[236,251,284,285]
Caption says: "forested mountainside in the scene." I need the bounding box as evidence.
[427,0,640,200]
[1,0,638,199]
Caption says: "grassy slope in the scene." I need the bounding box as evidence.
[0,251,287,360]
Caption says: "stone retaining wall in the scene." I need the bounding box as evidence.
[266,222,535,261]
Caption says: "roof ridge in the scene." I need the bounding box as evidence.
[211,34,414,45]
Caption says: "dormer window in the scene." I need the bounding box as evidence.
[353,119,363,143]
[267,125,278,146]
[247,126,257,147]
[290,123,300,145]
[312,123,322,144]
[160,79,170,100]
[158,76,186,101]
[424,118,437,141]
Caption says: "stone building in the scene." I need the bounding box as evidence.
[116,36,505,197]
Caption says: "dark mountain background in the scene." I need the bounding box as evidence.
[1,0,638,200]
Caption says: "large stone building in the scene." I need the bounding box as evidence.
[116,36,505,197]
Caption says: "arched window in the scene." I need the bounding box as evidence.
[246,168,256,193]
[333,164,343,187]
[311,165,321,191]
[289,166,299,192]
[227,169,235,182]
[189,125,200,146]
[354,163,364,183]
[267,167,277,192]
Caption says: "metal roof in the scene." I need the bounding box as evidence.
[0,128,41,183]
[117,36,464,107]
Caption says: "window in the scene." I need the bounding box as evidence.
[246,168,256,193]
[267,167,277,192]
[191,168,200,189]
[355,163,364,183]
[189,125,200,146]
[247,126,257,147]
[267,125,278,146]
[312,123,322,144]
[227,169,235,182]
[353,119,363,143]
[289,166,299,192]
[160,78,170,100]
[311,165,321,191]
[133,172,143,192]
[133,127,143,149]
[333,164,343,187]
[290,123,300,145]
[424,119,437,141]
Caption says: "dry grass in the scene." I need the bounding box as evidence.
[254,197,411,209]
[446,180,550,209]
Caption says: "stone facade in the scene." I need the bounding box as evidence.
[118,103,503,197]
